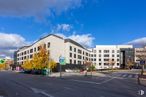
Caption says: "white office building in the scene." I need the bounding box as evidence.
[15,34,133,69]
[89,45,133,69]
[16,34,91,65]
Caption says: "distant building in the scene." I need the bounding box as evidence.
[134,46,146,64]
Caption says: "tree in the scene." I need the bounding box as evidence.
[108,59,116,71]
[22,59,32,70]
[127,59,134,69]
[22,43,57,73]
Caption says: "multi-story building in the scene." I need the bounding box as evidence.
[89,45,134,69]
[135,46,146,64]
[16,34,91,66]
[15,34,134,70]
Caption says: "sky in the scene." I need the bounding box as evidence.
[0,0,146,58]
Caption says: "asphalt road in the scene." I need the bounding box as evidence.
[0,70,145,97]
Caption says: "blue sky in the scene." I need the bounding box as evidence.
[0,0,146,58]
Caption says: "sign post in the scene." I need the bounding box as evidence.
[59,56,66,78]
[140,60,145,75]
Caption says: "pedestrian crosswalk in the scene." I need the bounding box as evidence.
[111,73,138,79]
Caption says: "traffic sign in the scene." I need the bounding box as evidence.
[140,60,145,65]
[0,59,5,64]
[59,56,66,65]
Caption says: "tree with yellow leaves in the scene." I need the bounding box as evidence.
[22,59,32,70]
[22,43,57,73]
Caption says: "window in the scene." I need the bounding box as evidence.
[70,46,72,51]
[24,51,26,55]
[74,48,76,52]
[112,50,115,53]
[74,60,76,64]
[112,55,114,57]
[99,50,102,53]
[104,50,109,53]
[94,54,96,57]
[27,50,29,54]
[70,53,72,57]
[70,59,72,64]
[24,56,26,59]
[99,59,101,61]
[112,59,114,61]
[78,49,82,54]
[117,59,119,61]
[83,51,84,55]
[48,42,50,48]
[83,57,84,60]
[38,46,40,51]
[30,55,32,58]
[86,53,88,56]
[22,57,23,60]
[117,50,120,53]
[99,63,101,65]
[104,59,109,61]
[78,55,82,59]
[44,44,46,48]
[94,50,96,53]
[30,49,33,53]
[91,54,93,57]
[94,59,96,61]
[117,55,120,57]
[104,54,109,57]
[86,57,88,60]
[104,63,108,65]
[22,52,23,56]
[78,61,81,64]
[99,54,101,57]
[74,54,76,58]
[34,48,36,52]
[117,63,120,66]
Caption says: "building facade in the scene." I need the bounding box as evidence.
[16,34,91,66]
[89,45,134,69]
[15,34,134,70]
[135,46,146,64]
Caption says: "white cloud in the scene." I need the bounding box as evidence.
[57,24,72,32]
[0,32,29,58]
[55,33,95,47]
[127,37,146,47]
[0,32,29,49]
[0,0,82,20]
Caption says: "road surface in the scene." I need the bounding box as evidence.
[0,70,145,97]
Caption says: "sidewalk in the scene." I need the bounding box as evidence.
[49,72,107,78]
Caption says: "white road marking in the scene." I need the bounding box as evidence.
[122,74,127,77]
[30,87,54,97]
[71,77,114,85]
[128,75,133,78]
[64,87,72,90]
